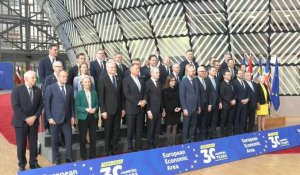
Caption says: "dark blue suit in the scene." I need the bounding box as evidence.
[206,76,220,138]
[232,79,249,134]
[11,84,43,168]
[38,56,64,84]
[90,60,106,87]
[179,77,200,143]
[245,81,259,133]
[44,83,74,163]
[123,75,146,151]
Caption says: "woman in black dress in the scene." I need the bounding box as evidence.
[162,75,181,146]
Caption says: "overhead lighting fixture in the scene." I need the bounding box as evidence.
[249,16,255,19]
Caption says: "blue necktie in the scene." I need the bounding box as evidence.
[61,86,66,99]
[112,76,117,89]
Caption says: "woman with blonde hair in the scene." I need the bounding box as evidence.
[256,76,271,131]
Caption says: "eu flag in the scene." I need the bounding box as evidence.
[271,56,280,111]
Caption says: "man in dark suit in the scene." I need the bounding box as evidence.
[67,53,86,85]
[124,58,146,78]
[171,63,181,84]
[43,61,63,135]
[206,67,222,139]
[123,63,147,151]
[145,67,165,148]
[38,43,64,84]
[44,70,74,164]
[98,60,125,155]
[11,71,43,171]
[159,56,172,85]
[226,59,237,81]
[220,52,231,72]
[244,72,259,133]
[114,52,128,78]
[141,54,159,82]
[179,64,201,143]
[219,70,236,137]
[90,48,107,87]
[214,60,223,83]
[195,66,209,141]
[232,69,249,135]
[179,50,199,79]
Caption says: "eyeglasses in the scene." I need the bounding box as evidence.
[170,80,176,82]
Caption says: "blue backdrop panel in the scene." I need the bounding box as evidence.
[19,125,300,175]
[0,62,14,90]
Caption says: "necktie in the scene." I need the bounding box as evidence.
[119,64,123,71]
[112,76,117,88]
[51,58,54,64]
[240,80,245,89]
[100,61,104,70]
[61,86,66,99]
[29,88,33,102]
[211,78,216,90]
[249,82,254,91]
[155,81,159,88]
[166,66,170,74]
[134,77,141,92]
[201,78,206,90]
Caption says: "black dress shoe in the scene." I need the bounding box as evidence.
[18,167,25,172]
[59,143,66,148]
[65,159,74,163]
[30,163,41,169]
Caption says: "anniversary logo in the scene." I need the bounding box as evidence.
[200,143,228,164]
[100,159,138,175]
[267,131,290,149]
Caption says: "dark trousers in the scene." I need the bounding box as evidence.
[246,106,256,133]
[50,121,72,163]
[209,106,219,139]
[15,123,38,168]
[220,107,235,137]
[104,113,121,154]
[183,111,197,143]
[197,107,208,141]
[146,114,161,148]
[234,103,247,135]
[78,115,97,160]
[127,112,144,151]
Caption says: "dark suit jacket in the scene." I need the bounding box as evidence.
[206,77,220,106]
[123,75,146,115]
[43,74,57,95]
[179,59,199,79]
[257,83,271,105]
[44,83,74,124]
[38,56,64,84]
[75,89,99,120]
[11,85,43,127]
[116,63,128,78]
[219,81,236,110]
[220,61,228,71]
[67,65,78,85]
[159,64,171,85]
[194,77,209,109]
[141,66,151,82]
[98,74,123,115]
[145,79,163,115]
[245,81,259,108]
[232,79,249,103]
[179,77,200,113]
[90,60,106,86]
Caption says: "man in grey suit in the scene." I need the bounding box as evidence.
[11,71,43,171]
[179,64,201,143]
[45,70,74,164]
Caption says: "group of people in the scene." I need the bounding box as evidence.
[11,44,271,172]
